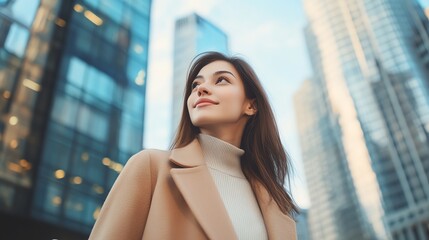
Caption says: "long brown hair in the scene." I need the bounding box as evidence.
[171,52,298,215]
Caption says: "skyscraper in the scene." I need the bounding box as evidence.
[294,208,312,240]
[301,0,429,239]
[171,13,228,139]
[0,0,151,238]
[294,80,373,240]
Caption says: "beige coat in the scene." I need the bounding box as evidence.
[89,138,297,240]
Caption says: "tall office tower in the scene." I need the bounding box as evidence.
[171,13,228,139]
[0,0,151,238]
[294,80,372,240]
[303,0,429,239]
[295,208,312,240]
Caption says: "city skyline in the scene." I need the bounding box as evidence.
[1,0,429,238]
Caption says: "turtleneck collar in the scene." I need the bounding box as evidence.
[198,133,245,179]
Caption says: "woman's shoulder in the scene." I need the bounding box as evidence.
[125,148,172,170]
[133,148,171,160]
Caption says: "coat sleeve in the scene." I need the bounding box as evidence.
[89,150,153,240]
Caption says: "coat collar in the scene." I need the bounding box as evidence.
[170,139,237,239]
[254,182,297,239]
[169,138,297,240]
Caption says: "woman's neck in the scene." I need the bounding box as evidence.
[200,126,244,148]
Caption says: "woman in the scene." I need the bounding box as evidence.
[89,52,298,240]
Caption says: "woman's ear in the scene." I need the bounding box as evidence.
[244,99,257,116]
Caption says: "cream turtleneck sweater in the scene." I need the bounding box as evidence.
[198,134,268,240]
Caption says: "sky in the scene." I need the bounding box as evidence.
[143,0,312,208]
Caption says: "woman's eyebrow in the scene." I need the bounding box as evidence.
[214,70,236,79]
[195,70,236,80]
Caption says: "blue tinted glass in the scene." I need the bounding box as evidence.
[124,0,150,16]
[41,137,72,170]
[6,0,40,27]
[85,67,115,103]
[67,57,87,88]
[196,17,228,54]
[82,197,99,225]
[123,88,144,116]
[43,182,63,215]
[119,113,142,153]
[65,190,85,222]
[73,25,93,53]
[51,95,79,128]
[64,82,82,99]
[84,0,99,8]
[70,153,85,177]
[4,23,29,57]
[129,35,148,63]
[102,21,119,43]
[76,105,108,141]
[130,9,149,38]
[126,58,145,85]
[86,154,104,185]
[99,0,123,23]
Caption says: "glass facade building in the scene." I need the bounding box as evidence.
[295,208,312,240]
[302,0,429,239]
[294,80,372,240]
[0,0,151,238]
[171,13,228,139]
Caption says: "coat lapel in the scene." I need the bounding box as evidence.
[169,139,238,240]
[254,182,297,240]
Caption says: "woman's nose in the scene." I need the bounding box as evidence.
[197,84,210,96]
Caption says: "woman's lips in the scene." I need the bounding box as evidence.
[194,98,218,108]
[196,102,216,107]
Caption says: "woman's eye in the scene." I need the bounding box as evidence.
[216,77,228,84]
[191,82,199,89]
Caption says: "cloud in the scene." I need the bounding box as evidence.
[235,21,304,54]
[146,58,172,105]
[143,98,171,149]
[177,0,220,16]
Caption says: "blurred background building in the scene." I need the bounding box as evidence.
[0,0,151,238]
[295,208,312,240]
[170,13,228,139]
[297,0,429,239]
[294,79,373,239]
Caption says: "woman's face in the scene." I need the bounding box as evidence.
[187,60,255,130]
